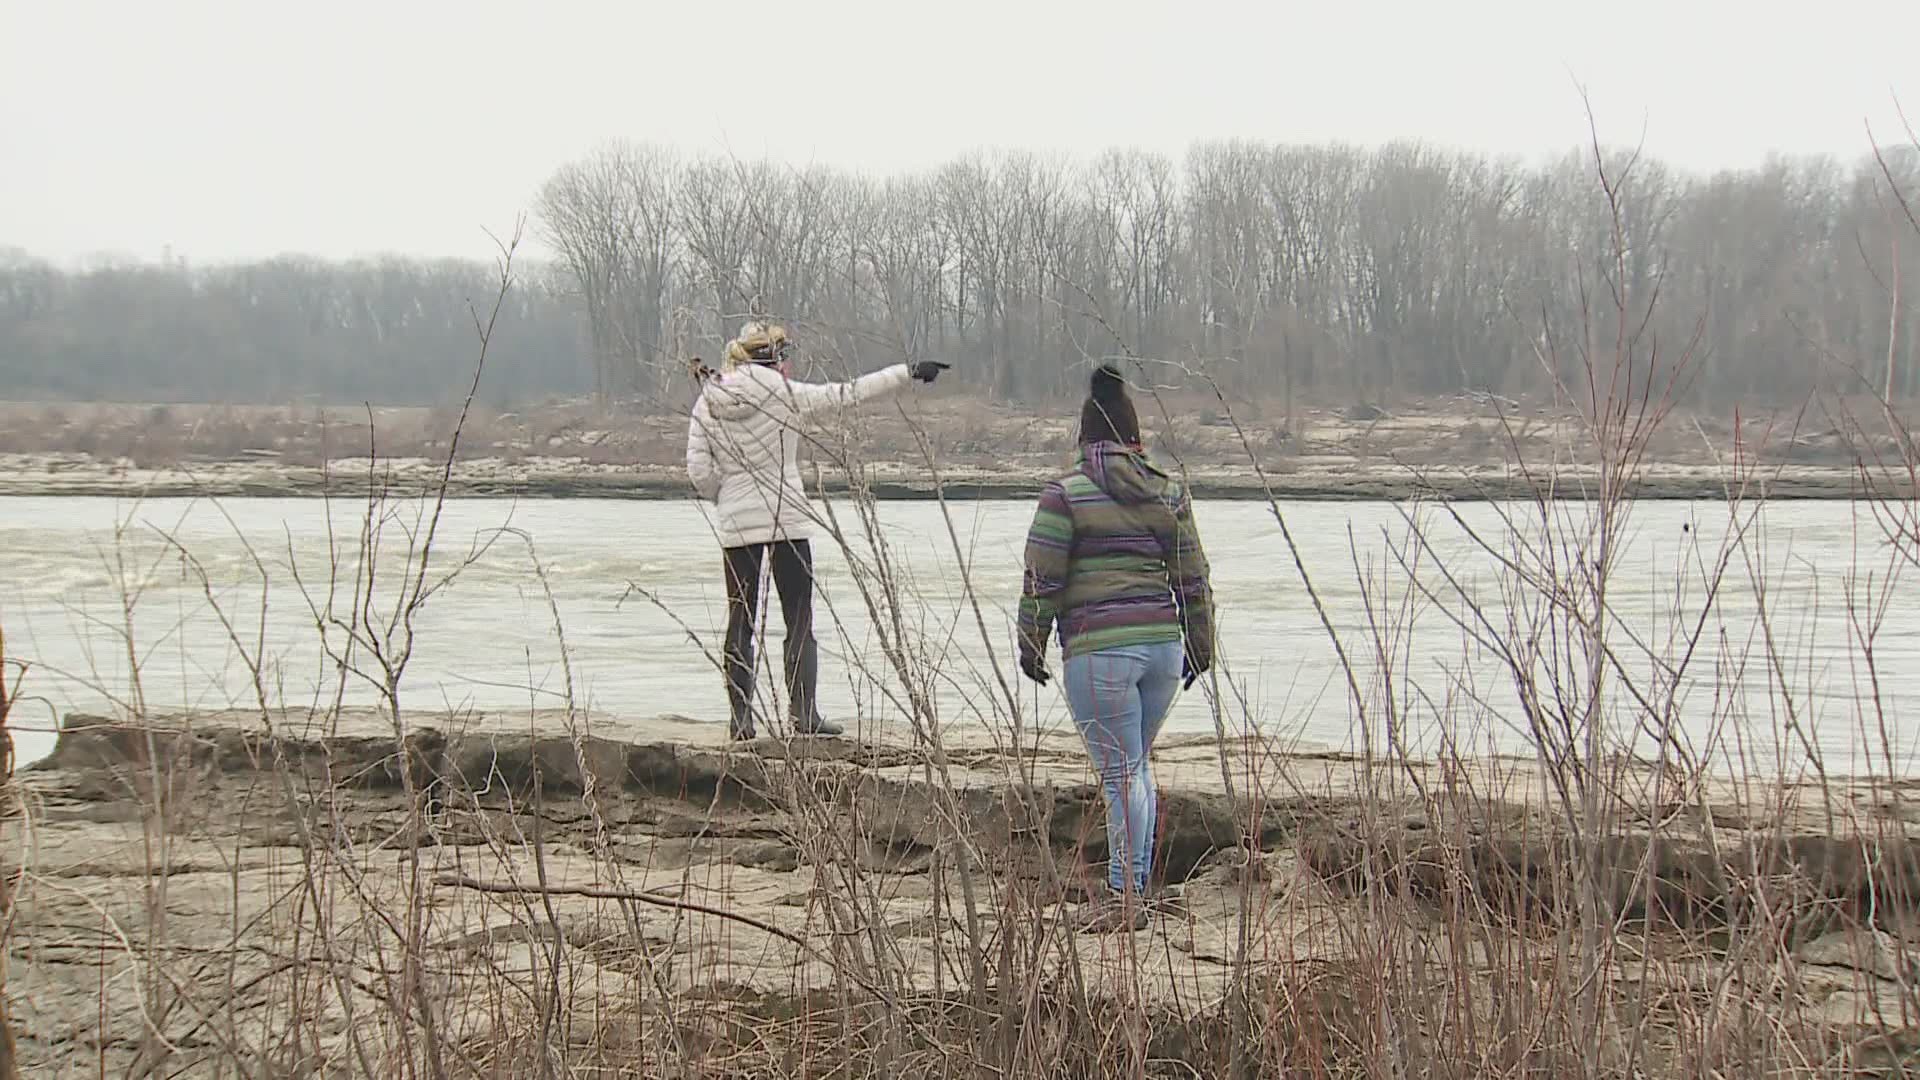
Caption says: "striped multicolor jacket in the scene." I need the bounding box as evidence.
[1017,440,1214,667]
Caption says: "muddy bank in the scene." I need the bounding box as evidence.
[4,394,1901,505]
[9,710,1920,1075]
[0,451,1897,502]
[32,710,1920,923]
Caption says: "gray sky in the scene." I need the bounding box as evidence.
[4,0,1916,264]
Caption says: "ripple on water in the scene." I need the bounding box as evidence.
[2,495,1916,775]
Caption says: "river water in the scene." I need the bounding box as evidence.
[3,495,1917,775]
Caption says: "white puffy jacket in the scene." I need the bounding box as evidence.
[686,361,914,549]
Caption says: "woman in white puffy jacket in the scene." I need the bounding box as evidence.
[686,322,948,739]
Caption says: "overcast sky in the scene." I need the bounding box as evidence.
[4,0,1916,264]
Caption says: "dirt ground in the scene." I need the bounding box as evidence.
[5,709,1920,1074]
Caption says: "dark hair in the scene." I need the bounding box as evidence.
[1078,363,1141,446]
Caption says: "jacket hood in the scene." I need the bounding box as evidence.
[1078,440,1173,505]
[700,361,784,422]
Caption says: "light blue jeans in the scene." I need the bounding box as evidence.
[1062,641,1183,895]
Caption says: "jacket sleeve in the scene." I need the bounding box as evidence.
[1017,480,1074,664]
[1167,485,1215,670]
[685,397,722,502]
[785,363,913,418]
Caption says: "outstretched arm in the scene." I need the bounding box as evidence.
[1017,480,1074,670]
[785,363,915,418]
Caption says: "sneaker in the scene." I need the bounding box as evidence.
[1075,895,1150,934]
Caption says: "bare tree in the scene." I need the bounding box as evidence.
[536,142,677,402]
[6,138,1916,413]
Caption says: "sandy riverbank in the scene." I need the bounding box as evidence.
[5,709,1920,1075]
[0,394,1904,502]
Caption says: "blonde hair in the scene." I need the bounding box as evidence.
[723,321,791,369]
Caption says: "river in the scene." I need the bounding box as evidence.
[3,494,1917,775]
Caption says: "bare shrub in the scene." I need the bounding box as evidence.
[9,123,1920,1080]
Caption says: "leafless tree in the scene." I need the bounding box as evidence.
[5,139,1914,413]
[535,142,677,402]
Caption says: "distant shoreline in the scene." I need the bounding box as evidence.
[0,453,1898,502]
[3,397,1899,503]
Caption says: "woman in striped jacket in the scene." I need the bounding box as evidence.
[1016,364,1215,932]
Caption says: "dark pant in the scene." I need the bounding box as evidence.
[722,540,818,737]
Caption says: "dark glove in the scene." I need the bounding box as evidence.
[1182,653,1209,691]
[910,360,950,383]
[1019,652,1051,686]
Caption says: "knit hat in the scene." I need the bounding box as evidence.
[1078,364,1141,446]
[724,321,792,369]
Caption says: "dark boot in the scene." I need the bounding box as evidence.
[785,609,818,712]
[783,612,837,735]
[722,544,765,742]
[771,540,839,737]
[724,635,758,741]
[793,713,844,737]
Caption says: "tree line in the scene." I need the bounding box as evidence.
[3,140,1915,410]
[0,252,592,404]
